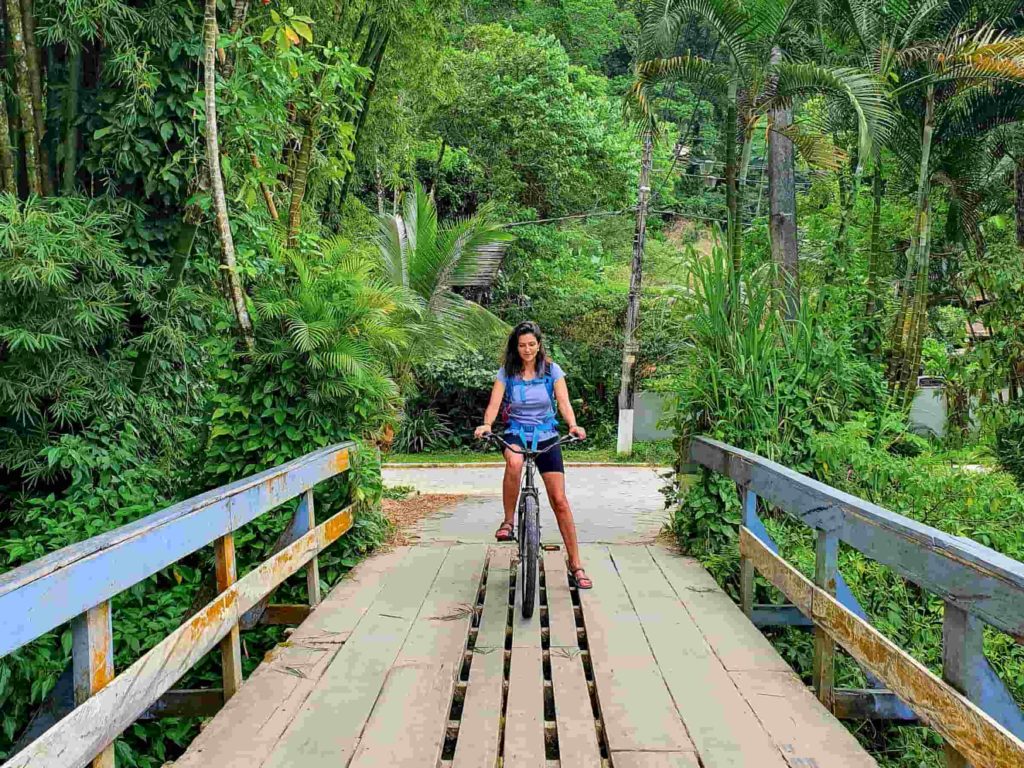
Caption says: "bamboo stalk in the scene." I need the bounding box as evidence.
[20,0,49,194]
[287,118,314,247]
[62,47,81,194]
[5,0,40,195]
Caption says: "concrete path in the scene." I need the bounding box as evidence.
[382,465,671,544]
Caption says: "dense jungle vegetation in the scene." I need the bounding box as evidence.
[0,0,1023,765]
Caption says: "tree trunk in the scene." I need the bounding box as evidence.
[204,0,255,350]
[891,85,935,402]
[724,80,741,276]
[1015,157,1024,248]
[287,117,314,247]
[229,0,250,33]
[616,127,653,456]
[20,0,50,195]
[767,52,799,319]
[338,30,389,210]
[251,152,279,221]
[0,89,15,193]
[375,160,385,214]
[130,222,198,393]
[6,0,41,195]
[428,138,446,202]
[61,47,80,194]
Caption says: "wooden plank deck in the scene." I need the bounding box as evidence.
[175,543,877,768]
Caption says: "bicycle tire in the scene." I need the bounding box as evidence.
[520,494,539,619]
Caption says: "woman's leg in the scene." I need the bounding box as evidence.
[541,472,582,571]
[502,449,524,526]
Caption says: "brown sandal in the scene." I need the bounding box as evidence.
[571,567,593,589]
[495,522,515,542]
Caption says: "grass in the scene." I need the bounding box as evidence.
[383,440,675,466]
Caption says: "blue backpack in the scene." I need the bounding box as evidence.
[501,361,558,449]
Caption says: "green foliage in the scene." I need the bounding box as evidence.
[464,0,633,71]
[996,404,1024,486]
[373,179,511,371]
[670,246,885,468]
[439,24,634,217]
[395,407,457,453]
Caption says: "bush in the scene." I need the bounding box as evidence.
[995,404,1024,486]
[395,408,457,453]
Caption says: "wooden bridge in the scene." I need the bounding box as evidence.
[2,438,1024,767]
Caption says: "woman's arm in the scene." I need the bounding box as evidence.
[553,379,586,439]
[474,379,506,438]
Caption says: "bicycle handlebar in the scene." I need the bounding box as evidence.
[481,432,580,456]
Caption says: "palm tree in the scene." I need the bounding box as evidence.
[631,0,890,299]
[373,180,512,380]
[251,240,409,412]
[882,22,1024,402]
[614,0,888,454]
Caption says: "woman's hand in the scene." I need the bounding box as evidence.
[474,424,493,440]
[569,425,586,440]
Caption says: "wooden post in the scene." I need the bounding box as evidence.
[942,602,983,768]
[813,528,838,710]
[300,490,321,607]
[740,488,757,618]
[72,601,115,768]
[214,534,243,701]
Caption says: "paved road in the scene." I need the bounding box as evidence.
[382,465,671,544]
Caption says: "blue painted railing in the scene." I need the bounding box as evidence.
[691,436,1024,768]
[0,442,355,768]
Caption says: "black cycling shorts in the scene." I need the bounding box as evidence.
[504,434,564,475]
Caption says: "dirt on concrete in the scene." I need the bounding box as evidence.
[383,493,466,547]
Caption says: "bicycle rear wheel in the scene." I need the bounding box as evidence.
[520,494,539,619]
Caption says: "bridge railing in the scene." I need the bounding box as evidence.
[691,436,1024,768]
[0,442,356,768]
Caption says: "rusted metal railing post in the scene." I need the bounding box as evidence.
[214,533,243,701]
[813,529,838,710]
[300,490,321,607]
[942,602,983,768]
[72,600,115,768]
[740,488,757,618]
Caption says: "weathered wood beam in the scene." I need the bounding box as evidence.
[302,490,321,607]
[813,528,838,711]
[71,602,115,768]
[833,689,920,722]
[741,528,1024,768]
[3,503,355,768]
[740,489,756,619]
[692,436,1024,639]
[0,443,352,657]
[215,533,243,702]
[751,604,815,628]
[139,689,224,720]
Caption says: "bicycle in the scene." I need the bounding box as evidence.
[482,432,579,619]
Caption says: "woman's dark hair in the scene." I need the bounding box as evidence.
[503,321,548,379]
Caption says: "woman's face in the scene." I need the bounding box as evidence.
[517,333,540,365]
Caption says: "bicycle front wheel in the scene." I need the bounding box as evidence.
[520,494,539,619]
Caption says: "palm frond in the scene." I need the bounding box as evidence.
[770,123,847,169]
[639,0,752,69]
[772,62,892,163]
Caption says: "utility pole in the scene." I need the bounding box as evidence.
[617,128,654,455]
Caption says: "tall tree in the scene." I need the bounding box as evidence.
[5,0,41,195]
[631,0,889,292]
[616,127,653,455]
[767,46,798,316]
[885,24,1024,401]
[203,0,255,349]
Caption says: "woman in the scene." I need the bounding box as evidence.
[474,321,592,589]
